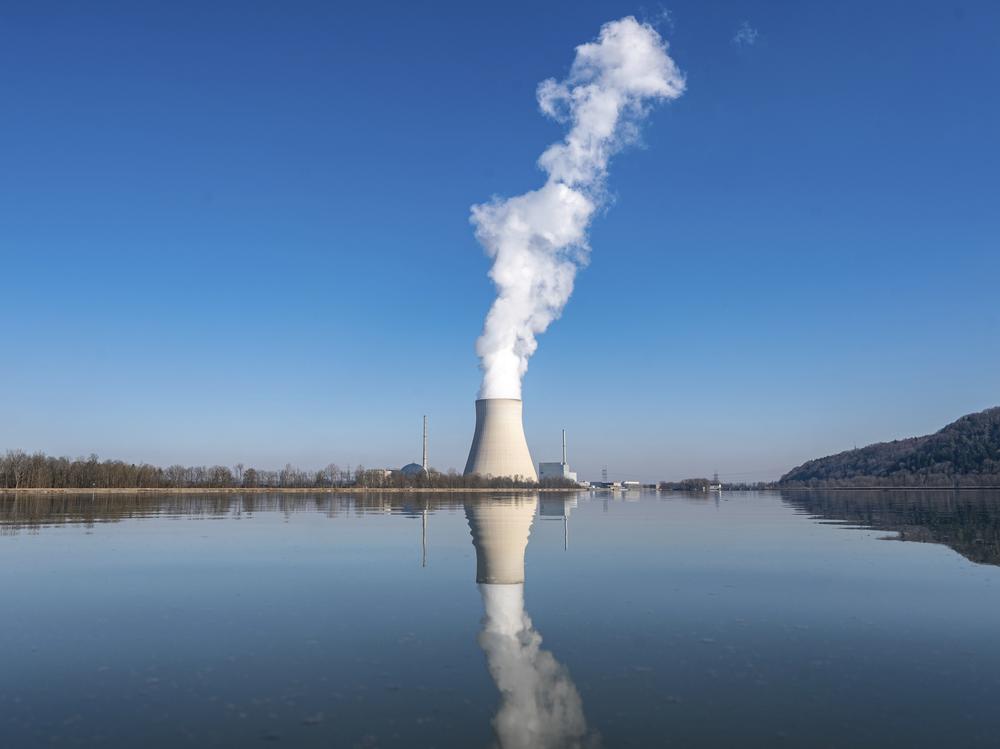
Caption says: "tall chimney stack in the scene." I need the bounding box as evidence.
[422,415,428,473]
[562,429,567,465]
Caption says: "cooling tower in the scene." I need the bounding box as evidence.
[463,398,538,481]
[465,497,538,584]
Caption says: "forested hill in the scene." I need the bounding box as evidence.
[781,407,1000,487]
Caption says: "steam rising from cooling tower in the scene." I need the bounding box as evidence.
[472,16,685,399]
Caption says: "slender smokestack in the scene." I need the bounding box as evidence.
[464,398,537,481]
[562,429,567,465]
[422,415,428,473]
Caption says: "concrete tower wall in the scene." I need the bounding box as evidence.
[463,398,538,481]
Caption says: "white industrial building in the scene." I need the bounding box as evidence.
[538,430,578,483]
[539,463,577,482]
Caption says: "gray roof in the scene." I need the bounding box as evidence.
[399,463,424,476]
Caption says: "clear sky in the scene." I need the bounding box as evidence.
[2,1,998,482]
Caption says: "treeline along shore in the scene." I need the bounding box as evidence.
[2,486,578,494]
[7,405,996,492]
[0,450,577,492]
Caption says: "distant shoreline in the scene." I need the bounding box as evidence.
[5,486,998,495]
[779,486,1000,491]
[0,487,583,495]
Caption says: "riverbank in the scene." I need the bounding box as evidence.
[0,486,582,495]
[779,485,1000,490]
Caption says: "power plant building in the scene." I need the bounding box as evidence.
[538,429,577,483]
[539,462,577,482]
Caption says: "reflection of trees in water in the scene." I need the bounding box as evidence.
[0,492,481,535]
[782,489,1000,566]
[2,491,598,746]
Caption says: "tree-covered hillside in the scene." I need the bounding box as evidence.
[781,407,1000,487]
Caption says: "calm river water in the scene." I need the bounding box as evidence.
[2,489,999,748]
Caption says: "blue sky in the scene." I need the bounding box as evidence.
[2,0,997,482]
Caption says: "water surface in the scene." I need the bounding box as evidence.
[2,489,999,747]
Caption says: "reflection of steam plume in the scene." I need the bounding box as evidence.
[479,583,592,749]
[472,16,685,399]
[466,498,596,748]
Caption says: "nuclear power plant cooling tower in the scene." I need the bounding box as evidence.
[463,398,537,481]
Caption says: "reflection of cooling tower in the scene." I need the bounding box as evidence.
[467,496,593,749]
[465,497,538,584]
[464,398,538,481]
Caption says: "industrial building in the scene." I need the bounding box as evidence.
[538,429,578,483]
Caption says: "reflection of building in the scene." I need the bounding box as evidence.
[539,496,576,551]
[465,497,591,748]
[538,429,577,483]
[539,496,577,518]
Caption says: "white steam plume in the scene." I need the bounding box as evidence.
[478,583,597,749]
[472,16,685,399]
